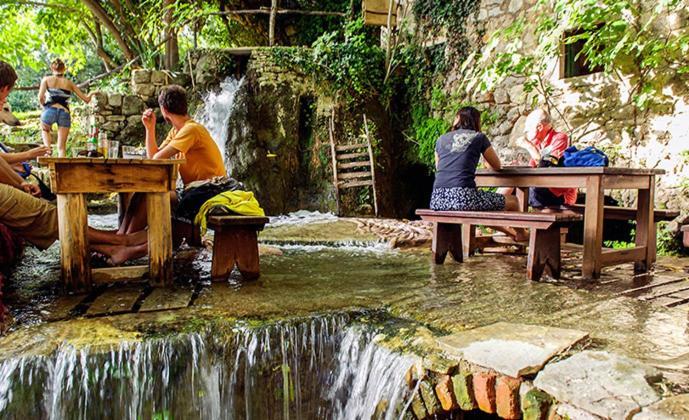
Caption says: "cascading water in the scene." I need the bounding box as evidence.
[0,314,415,419]
[194,76,245,167]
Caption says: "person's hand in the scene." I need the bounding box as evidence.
[19,182,41,197]
[27,146,51,159]
[142,108,156,130]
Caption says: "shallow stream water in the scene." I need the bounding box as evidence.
[2,213,689,418]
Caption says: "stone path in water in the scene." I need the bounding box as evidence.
[1,215,689,419]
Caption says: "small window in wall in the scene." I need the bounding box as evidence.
[561,28,604,79]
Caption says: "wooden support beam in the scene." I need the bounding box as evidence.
[337,152,369,160]
[269,0,278,46]
[335,143,367,152]
[338,171,372,180]
[337,161,371,169]
[339,179,374,189]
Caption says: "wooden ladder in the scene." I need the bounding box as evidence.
[328,111,379,216]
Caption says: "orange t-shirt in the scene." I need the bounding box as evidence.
[161,120,226,185]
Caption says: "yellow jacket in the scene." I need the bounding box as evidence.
[195,190,265,235]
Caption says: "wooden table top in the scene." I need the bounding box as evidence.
[476,166,665,176]
[38,157,185,165]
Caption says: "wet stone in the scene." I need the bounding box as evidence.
[139,287,193,312]
[633,394,689,419]
[520,383,552,420]
[435,375,458,412]
[86,286,145,316]
[496,375,522,420]
[472,369,497,414]
[533,351,661,419]
[437,322,589,377]
[452,365,476,411]
[419,379,441,415]
[410,389,428,419]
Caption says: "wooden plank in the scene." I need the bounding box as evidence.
[475,175,587,188]
[92,266,149,284]
[44,294,88,321]
[527,226,561,280]
[147,192,173,287]
[415,209,582,222]
[86,286,145,316]
[582,175,604,279]
[516,187,529,212]
[600,247,647,266]
[337,152,368,160]
[335,143,367,152]
[363,114,379,216]
[328,110,341,216]
[339,179,374,189]
[139,287,193,312]
[602,175,650,190]
[568,204,678,222]
[207,215,269,228]
[476,167,665,176]
[635,178,655,273]
[51,162,174,193]
[338,171,372,180]
[57,193,91,291]
[432,223,462,264]
[337,161,371,170]
[418,214,555,230]
[212,226,261,280]
[39,157,185,165]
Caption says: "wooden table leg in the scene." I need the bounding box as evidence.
[635,177,655,273]
[462,224,476,258]
[583,176,604,279]
[432,222,463,264]
[57,193,91,291]
[516,187,530,212]
[147,192,173,286]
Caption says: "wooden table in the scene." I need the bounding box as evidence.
[39,157,183,291]
[475,167,665,279]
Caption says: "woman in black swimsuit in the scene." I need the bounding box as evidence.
[38,59,92,157]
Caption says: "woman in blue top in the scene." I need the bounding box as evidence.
[38,59,92,157]
[430,106,525,239]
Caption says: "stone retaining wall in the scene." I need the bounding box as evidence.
[91,69,189,145]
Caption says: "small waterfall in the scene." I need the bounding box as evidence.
[194,76,245,166]
[0,314,414,420]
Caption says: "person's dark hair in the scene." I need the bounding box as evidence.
[158,85,188,115]
[0,61,18,90]
[450,106,481,132]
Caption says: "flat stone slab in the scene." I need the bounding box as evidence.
[534,350,661,419]
[633,394,689,419]
[86,286,145,316]
[436,322,589,377]
[139,288,193,312]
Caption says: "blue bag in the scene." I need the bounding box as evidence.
[562,146,609,167]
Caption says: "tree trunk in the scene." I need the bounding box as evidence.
[164,0,180,70]
[80,0,136,60]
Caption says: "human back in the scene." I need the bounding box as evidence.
[161,119,225,185]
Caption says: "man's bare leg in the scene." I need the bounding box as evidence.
[88,228,148,246]
[118,191,177,235]
[92,243,148,266]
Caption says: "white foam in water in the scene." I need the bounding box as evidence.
[194,76,245,166]
[0,316,414,419]
[269,210,339,228]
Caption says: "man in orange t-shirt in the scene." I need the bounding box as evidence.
[118,85,225,236]
[516,109,577,208]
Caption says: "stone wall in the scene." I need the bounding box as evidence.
[444,0,689,225]
[91,69,189,145]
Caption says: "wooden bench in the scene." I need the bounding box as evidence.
[173,215,269,281]
[682,225,689,248]
[416,210,583,281]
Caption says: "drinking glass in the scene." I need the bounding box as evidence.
[122,146,144,159]
[108,141,120,159]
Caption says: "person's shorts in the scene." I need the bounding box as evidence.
[41,106,71,128]
[430,187,506,211]
[0,184,58,249]
[528,187,565,208]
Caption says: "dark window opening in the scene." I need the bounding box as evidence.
[561,28,604,78]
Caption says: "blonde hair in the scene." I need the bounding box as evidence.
[50,58,66,74]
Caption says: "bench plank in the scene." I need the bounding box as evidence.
[416,209,582,222]
[207,215,269,227]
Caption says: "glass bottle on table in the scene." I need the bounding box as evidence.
[98,132,109,158]
[86,124,101,158]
